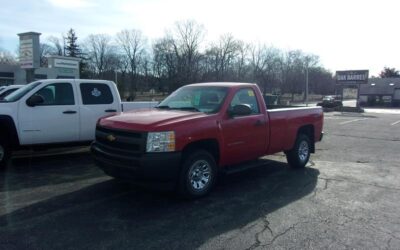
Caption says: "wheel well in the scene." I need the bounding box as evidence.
[182,139,220,165]
[0,115,20,149]
[297,125,315,153]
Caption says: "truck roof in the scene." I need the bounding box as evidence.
[29,79,115,85]
[186,82,257,88]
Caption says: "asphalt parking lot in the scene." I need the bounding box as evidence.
[1,111,400,250]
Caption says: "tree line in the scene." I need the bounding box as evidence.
[6,20,339,99]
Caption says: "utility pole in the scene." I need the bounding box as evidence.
[305,64,309,107]
[304,56,310,107]
[115,70,118,84]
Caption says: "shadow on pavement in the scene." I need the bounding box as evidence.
[0,152,102,192]
[0,159,319,250]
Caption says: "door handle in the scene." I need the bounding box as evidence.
[105,109,117,112]
[254,120,265,126]
[63,110,77,114]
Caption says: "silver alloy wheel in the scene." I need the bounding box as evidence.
[188,160,211,191]
[0,145,4,161]
[298,140,309,162]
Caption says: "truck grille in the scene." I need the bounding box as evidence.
[95,126,147,156]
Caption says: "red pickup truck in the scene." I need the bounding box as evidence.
[91,83,323,198]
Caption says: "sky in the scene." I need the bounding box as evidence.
[0,0,399,76]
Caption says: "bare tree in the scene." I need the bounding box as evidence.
[152,37,179,92]
[47,36,64,56]
[39,43,58,66]
[39,21,335,97]
[233,40,250,81]
[84,34,116,78]
[0,48,17,65]
[116,29,147,96]
[204,34,240,81]
[168,20,206,88]
[249,44,282,94]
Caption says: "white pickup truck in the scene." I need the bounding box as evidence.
[0,79,157,167]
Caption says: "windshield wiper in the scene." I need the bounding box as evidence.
[155,105,170,109]
[174,107,201,112]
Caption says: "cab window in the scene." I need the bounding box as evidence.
[80,83,113,105]
[32,82,75,106]
[230,88,260,114]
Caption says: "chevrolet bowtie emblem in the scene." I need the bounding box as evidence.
[106,134,116,142]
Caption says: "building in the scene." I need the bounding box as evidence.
[0,32,80,87]
[0,55,80,86]
[359,78,400,107]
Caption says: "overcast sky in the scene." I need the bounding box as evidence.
[0,0,398,76]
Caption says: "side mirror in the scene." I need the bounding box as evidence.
[26,95,44,107]
[228,104,252,117]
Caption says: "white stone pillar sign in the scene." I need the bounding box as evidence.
[18,32,41,69]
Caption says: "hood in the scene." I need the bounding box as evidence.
[0,101,16,114]
[99,108,209,131]
[0,101,18,123]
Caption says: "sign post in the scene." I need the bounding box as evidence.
[336,70,369,108]
[18,32,41,83]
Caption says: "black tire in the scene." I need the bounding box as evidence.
[178,150,217,199]
[286,134,311,169]
[0,137,11,169]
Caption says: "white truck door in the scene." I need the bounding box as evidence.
[18,82,79,145]
[78,82,120,141]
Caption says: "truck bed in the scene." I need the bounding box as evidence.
[266,106,323,154]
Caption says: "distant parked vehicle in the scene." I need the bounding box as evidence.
[263,94,280,106]
[317,95,342,108]
[0,85,24,100]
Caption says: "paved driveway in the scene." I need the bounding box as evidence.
[1,111,400,249]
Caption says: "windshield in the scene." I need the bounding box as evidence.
[157,86,228,113]
[2,81,42,102]
[0,88,19,100]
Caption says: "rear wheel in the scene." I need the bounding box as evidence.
[179,150,217,199]
[0,137,11,169]
[286,134,311,169]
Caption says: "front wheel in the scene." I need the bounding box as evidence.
[0,137,11,169]
[178,150,217,199]
[286,134,311,169]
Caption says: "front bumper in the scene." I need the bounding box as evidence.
[91,142,182,184]
[319,132,324,141]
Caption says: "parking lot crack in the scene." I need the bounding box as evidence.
[263,221,308,247]
[323,179,329,190]
[246,217,273,250]
[333,213,400,244]
[386,237,393,250]
[262,217,273,237]
[366,223,400,242]
[317,177,400,191]
[330,133,400,142]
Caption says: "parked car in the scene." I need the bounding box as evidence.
[0,85,24,100]
[317,95,342,108]
[0,79,158,167]
[91,82,324,198]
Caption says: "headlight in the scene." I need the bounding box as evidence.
[146,131,175,152]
